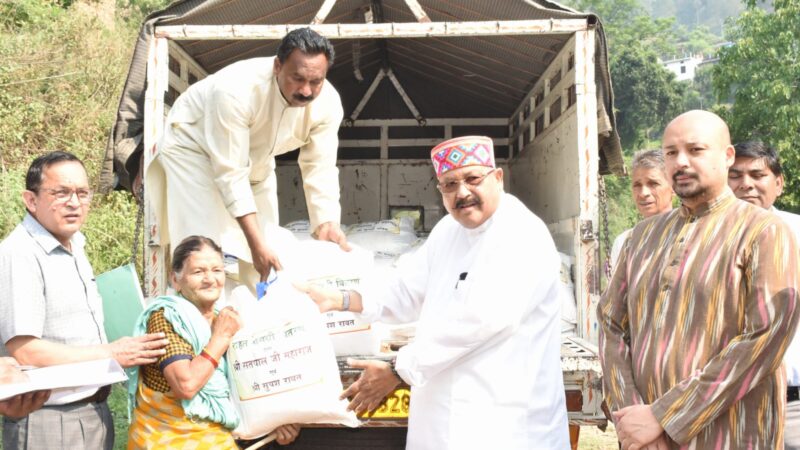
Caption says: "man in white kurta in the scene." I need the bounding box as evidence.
[300,136,569,449]
[145,28,346,283]
[728,140,800,449]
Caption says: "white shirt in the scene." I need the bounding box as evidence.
[145,57,344,252]
[360,194,570,449]
[0,214,106,404]
[775,207,800,387]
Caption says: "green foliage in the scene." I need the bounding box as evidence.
[682,26,719,54]
[0,7,133,170]
[116,0,172,20]
[563,0,692,150]
[109,384,130,450]
[680,64,719,110]
[0,3,141,270]
[0,0,63,29]
[714,0,800,212]
[605,174,639,242]
[0,167,27,236]
[612,45,685,149]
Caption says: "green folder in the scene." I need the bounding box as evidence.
[96,263,145,343]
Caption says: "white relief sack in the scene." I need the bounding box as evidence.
[227,282,360,439]
[292,240,388,356]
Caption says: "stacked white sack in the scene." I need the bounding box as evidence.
[344,217,418,268]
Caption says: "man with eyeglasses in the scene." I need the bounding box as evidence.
[297,136,569,449]
[0,151,168,449]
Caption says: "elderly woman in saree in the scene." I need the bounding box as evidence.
[126,236,299,449]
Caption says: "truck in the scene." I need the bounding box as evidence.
[103,0,626,447]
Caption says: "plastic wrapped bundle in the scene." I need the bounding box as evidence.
[344,218,418,266]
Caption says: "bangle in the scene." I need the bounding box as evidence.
[340,290,351,312]
[199,349,219,369]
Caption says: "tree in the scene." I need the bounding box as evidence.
[714,0,800,211]
[563,0,686,150]
[612,44,685,149]
[680,64,717,110]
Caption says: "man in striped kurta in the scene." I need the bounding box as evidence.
[598,110,800,450]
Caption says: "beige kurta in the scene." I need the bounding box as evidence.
[145,56,343,262]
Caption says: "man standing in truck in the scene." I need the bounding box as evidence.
[599,111,799,449]
[727,140,800,449]
[298,136,570,449]
[144,27,348,286]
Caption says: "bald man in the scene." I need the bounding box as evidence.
[598,110,799,450]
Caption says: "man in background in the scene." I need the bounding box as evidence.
[728,140,800,449]
[610,149,674,267]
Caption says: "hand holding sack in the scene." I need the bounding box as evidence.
[226,280,359,440]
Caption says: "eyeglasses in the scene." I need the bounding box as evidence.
[39,188,94,205]
[436,169,495,194]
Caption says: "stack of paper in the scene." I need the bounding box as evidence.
[0,359,127,403]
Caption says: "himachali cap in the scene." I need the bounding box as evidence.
[430,136,496,176]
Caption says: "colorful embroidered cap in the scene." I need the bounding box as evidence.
[430,136,495,176]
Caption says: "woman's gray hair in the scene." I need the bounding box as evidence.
[631,149,666,173]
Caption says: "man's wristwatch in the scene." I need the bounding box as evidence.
[340,290,351,312]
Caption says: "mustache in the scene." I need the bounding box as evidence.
[672,170,698,183]
[293,93,313,102]
[455,196,481,209]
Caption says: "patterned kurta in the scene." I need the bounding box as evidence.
[599,190,800,448]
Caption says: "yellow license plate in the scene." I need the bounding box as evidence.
[358,388,410,419]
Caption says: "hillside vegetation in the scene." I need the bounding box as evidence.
[0,0,153,274]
